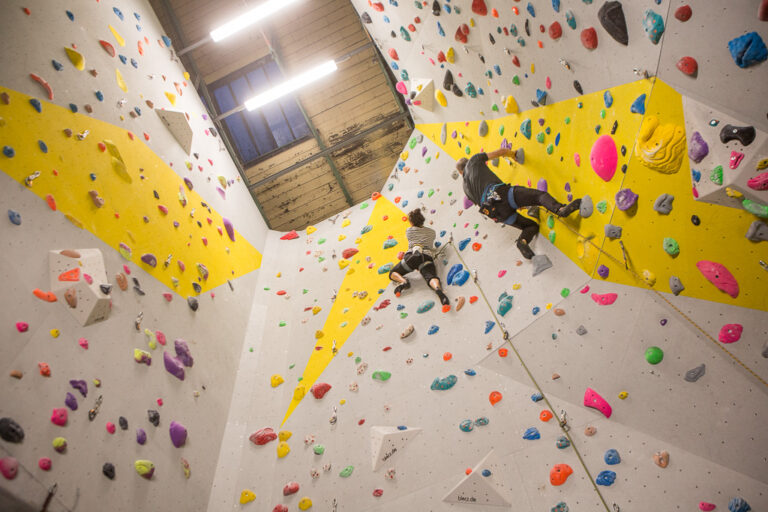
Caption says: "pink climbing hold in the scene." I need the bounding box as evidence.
[698,503,716,511]
[78,337,88,349]
[310,382,332,399]
[51,407,68,426]
[583,388,612,418]
[0,457,18,480]
[747,171,768,191]
[574,153,581,167]
[580,285,590,294]
[591,293,618,305]
[388,48,399,60]
[38,457,52,471]
[395,81,408,95]
[696,261,739,298]
[106,422,116,434]
[280,230,299,240]
[718,323,743,343]
[498,270,506,278]
[16,322,29,333]
[590,135,618,182]
[163,292,173,302]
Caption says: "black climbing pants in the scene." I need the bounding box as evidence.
[510,187,565,244]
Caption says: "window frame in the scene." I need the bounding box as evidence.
[208,56,313,168]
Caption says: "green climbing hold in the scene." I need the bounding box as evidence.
[564,117,571,124]
[491,103,499,112]
[596,200,608,213]
[600,109,606,119]
[473,223,479,229]
[372,371,391,381]
[663,237,679,256]
[409,137,418,149]
[313,444,325,455]
[710,165,723,185]
[289,363,295,369]
[560,288,570,298]
[743,198,768,218]
[547,215,555,228]
[339,465,354,477]
[513,75,520,85]
[279,321,286,327]
[425,157,431,163]
[428,189,435,197]
[400,312,408,319]
[645,346,664,365]
[536,133,545,143]
[360,202,369,209]
[465,146,471,155]
[546,144,554,155]
[548,231,556,243]
[355,356,362,363]
[400,27,411,41]
[499,125,505,135]
[318,238,326,244]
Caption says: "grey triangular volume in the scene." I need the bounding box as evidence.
[155,109,194,154]
[442,450,511,506]
[369,426,422,471]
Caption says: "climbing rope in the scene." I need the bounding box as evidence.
[445,238,615,512]
[551,214,768,391]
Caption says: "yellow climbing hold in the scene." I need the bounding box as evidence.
[512,283,521,290]
[530,63,535,73]
[338,260,350,269]
[218,176,227,188]
[469,18,475,27]
[64,48,85,71]
[239,489,256,504]
[270,374,284,388]
[293,385,306,400]
[618,391,628,400]
[183,71,191,80]
[347,352,354,357]
[306,225,317,234]
[165,91,177,106]
[109,25,126,46]
[50,329,60,338]
[504,95,519,114]
[435,89,447,107]
[312,306,322,315]
[276,272,282,277]
[634,116,686,174]
[400,151,409,160]
[642,269,657,286]
[446,47,455,63]
[277,441,290,458]
[725,187,743,198]
[341,219,351,228]
[339,399,346,405]
[103,140,132,183]
[278,430,292,441]
[298,497,313,510]
[338,234,346,241]
[115,69,128,92]
[315,330,324,339]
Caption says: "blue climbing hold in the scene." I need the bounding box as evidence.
[474,417,489,426]
[630,94,646,114]
[551,503,569,512]
[452,270,470,286]
[134,107,141,116]
[527,2,536,17]
[464,369,477,376]
[603,90,613,108]
[531,393,543,402]
[3,146,15,158]
[443,4,451,13]
[161,35,172,47]
[458,237,471,251]
[396,304,405,311]
[95,91,104,101]
[536,89,547,105]
[459,419,474,432]
[691,169,701,182]
[565,10,576,29]
[604,449,621,465]
[556,436,570,449]
[497,293,513,317]
[523,427,540,440]
[596,470,616,486]
[493,64,501,76]
[417,190,424,198]
[52,60,63,71]
[555,133,561,146]
[383,238,398,249]
[642,9,665,45]
[430,374,457,390]
[30,99,42,113]
[510,24,518,36]
[130,58,138,69]
[532,306,540,315]
[481,469,492,477]
[517,37,526,47]
[66,10,74,21]
[728,32,767,68]
[361,225,373,234]
[428,325,439,335]
[437,21,445,37]
[397,425,407,430]
[89,173,96,181]
[552,0,561,12]
[38,140,48,153]
[134,12,141,21]
[390,62,399,71]
[417,300,435,314]
[446,264,463,285]
[113,7,124,20]
[69,103,78,113]
[119,55,128,65]
[383,15,390,22]
[8,210,21,226]
[377,263,393,274]
[439,230,446,237]
[728,497,751,512]
[434,241,441,248]
[521,119,532,139]
[484,321,495,334]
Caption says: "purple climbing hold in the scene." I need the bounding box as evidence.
[163,351,185,381]
[688,132,709,163]
[175,339,194,367]
[136,428,147,445]
[65,392,78,411]
[169,421,187,447]
[537,178,548,192]
[597,265,609,278]
[223,218,235,242]
[140,253,157,267]
[184,177,193,190]
[615,188,638,211]
[70,379,88,397]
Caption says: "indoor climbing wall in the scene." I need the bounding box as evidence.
[211,0,767,511]
[0,1,267,511]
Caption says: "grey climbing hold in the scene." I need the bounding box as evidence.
[479,120,488,137]
[727,497,752,512]
[762,342,768,358]
[443,69,454,90]
[7,209,21,225]
[102,462,116,480]
[491,158,499,167]
[532,254,553,276]
[576,325,588,335]
[719,124,756,146]
[598,1,628,46]
[515,148,525,164]
[187,296,199,311]
[361,12,372,24]
[440,123,447,145]
[604,224,622,239]
[684,364,705,382]
[653,193,674,215]
[0,418,24,443]
[580,195,593,218]
[573,80,583,94]
[451,83,463,97]
[688,131,709,163]
[669,276,684,295]
[746,221,768,242]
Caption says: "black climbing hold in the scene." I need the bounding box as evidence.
[621,164,627,173]
[0,417,24,443]
[719,124,756,146]
[192,282,202,294]
[691,215,700,226]
[573,80,583,94]
[361,12,372,24]
[103,462,116,480]
[620,145,626,156]
[210,127,218,137]
[531,101,540,108]
[432,0,440,16]
[443,70,454,90]
[100,284,112,295]
[153,190,159,199]
[188,296,199,311]
[525,19,530,37]
[479,55,485,64]
[119,416,128,430]
[598,1,629,46]
[409,91,416,99]
[489,33,495,44]
[148,409,160,427]
[390,31,396,38]
[451,83,463,97]
[611,121,618,134]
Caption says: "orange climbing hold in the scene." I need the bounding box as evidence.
[498,348,508,357]
[550,464,573,486]
[489,391,502,406]
[371,192,381,200]
[33,289,57,302]
[472,242,482,251]
[58,268,80,282]
[45,194,57,211]
[442,352,452,361]
[491,8,499,17]
[540,410,553,422]
[469,296,478,304]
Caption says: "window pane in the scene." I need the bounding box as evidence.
[223,115,259,163]
[229,76,276,156]
[280,96,311,139]
[246,69,295,147]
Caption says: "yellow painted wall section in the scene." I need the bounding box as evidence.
[0,87,262,297]
[282,196,407,426]
[417,78,766,312]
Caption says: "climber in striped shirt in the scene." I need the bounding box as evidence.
[389,209,451,312]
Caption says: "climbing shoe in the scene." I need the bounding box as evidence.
[436,289,450,312]
[516,239,535,260]
[557,198,582,217]
[394,280,411,297]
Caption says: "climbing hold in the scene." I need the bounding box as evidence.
[521,119,532,139]
[540,410,553,422]
[674,5,692,21]
[135,460,155,479]
[460,419,474,432]
[549,464,573,486]
[696,261,739,298]
[654,450,670,468]
[684,363,706,382]
[250,427,278,445]
[597,265,609,279]
[310,382,332,399]
[584,388,612,418]
[0,418,24,444]
[728,32,767,68]
[590,135,618,182]
[677,56,698,76]
[523,427,540,440]
[277,441,290,458]
[598,1,628,45]
[718,324,743,343]
[642,10,665,44]
[719,124,756,146]
[497,293,513,316]
[372,371,392,381]
[645,346,664,364]
[591,293,618,305]
[39,458,52,471]
[417,300,435,313]
[478,120,488,137]
[654,193,674,215]
[298,497,313,510]
[596,470,616,486]
[556,436,570,449]
[580,27,598,49]
[169,421,187,447]
[615,188,638,210]
[728,498,751,512]
[431,375,457,390]
[400,324,415,339]
[0,458,18,480]
[64,47,85,70]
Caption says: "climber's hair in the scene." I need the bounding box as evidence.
[408,208,425,227]
[456,157,468,172]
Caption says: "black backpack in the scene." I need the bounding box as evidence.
[479,184,514,222]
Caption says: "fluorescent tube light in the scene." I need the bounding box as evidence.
[210,0,300,42]
[244,60,338,111]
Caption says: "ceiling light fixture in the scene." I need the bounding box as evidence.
[244,60,338,111]
[210,0,301,42]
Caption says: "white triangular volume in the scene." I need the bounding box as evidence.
[411,79,434,112]
[442,450,511,507]
[155,109,194,154]
[370,426,422,471]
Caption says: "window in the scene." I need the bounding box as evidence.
[210,57,312,166]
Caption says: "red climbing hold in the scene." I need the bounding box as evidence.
[471,0,487,16]
[280,230,299,240]
[342,248,359,259]
[276,290,286,296]
[99,40,116,58]
[674,5,692,22]
[372,2,384,12]
[437,51,446,62]
[373,489,384,497]
[512,55,520,67]
[310,382,332,399]
[676,56,698,76]
[249,427,277,445]
[548,21,562,40]
[581,28,598,49]
[388,48,399,60]
[455,26,468,44]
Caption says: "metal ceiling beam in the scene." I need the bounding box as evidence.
[155,0,272,228]
[248,110,409,190]
[259,29,354,206]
